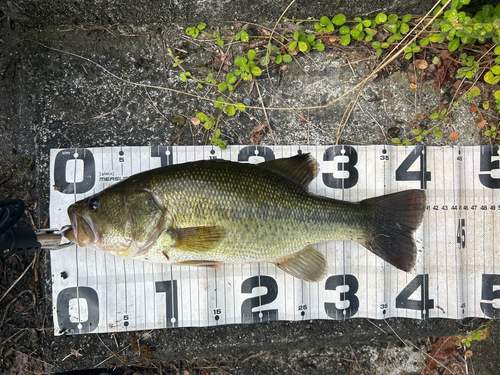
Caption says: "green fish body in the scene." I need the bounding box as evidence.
[65,154,425,282]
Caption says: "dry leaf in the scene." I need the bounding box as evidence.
[424,336,459,373]
[410,83,418,89]
[470,105,478,113]
[299,113,307,123]
[191,117,201,126]
[477,113,487,128]
[414,59,428,70]
[448,131,459,141]
[283,21,302,33]
[249,121,269,144]
[416,114,424,121]
[11,352,29,375]
[318,35,339,44]
[453,80,462,90]
[259,27,271,36]
[433,51,457,90]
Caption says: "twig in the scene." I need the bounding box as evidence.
[0,158,14,185]
[356,101,387,142]
[346,57,357,77]
[0,257,36,304]
[255,82,276,145]
[383,319,457,375]
[0,328,28,349]
[0,289,36,328]
[242,351,266,363]
[366,318,388,334]
[95,334,127,366]
[168,123,189,146]
[93,86,126,119]
[143,88,168,119]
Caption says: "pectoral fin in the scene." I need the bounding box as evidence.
[174,260,223,269]
[273,245,327,282]
[169,226,226,253]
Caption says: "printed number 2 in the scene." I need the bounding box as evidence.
[324,275,359,319]
[241,276,278,323]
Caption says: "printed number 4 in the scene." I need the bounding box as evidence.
[396,274,434,319]
[395,145,431,189]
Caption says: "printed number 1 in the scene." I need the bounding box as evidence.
[155,280,179,328]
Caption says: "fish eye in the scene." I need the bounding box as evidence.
[88,197,100,211]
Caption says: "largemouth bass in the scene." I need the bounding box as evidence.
[64,154,425,282]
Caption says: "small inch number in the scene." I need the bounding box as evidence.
[380,155,389,160]
[298,305,307,311]
[213,309,221,315]
[456,219,465,248]
[380,303,388,309]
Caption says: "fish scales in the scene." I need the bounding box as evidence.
[65,154,426,282]
[145,160,369,263]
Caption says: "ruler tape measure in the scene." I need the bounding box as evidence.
[49,145,500,335]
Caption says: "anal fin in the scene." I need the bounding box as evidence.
[273,245,327,282]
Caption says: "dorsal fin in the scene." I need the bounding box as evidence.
[259,153,319,187]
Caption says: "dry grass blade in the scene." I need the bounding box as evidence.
[0,257,36,304]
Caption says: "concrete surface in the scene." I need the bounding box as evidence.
[1,0,440,27]
[1,0,499,374]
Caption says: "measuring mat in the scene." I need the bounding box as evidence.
[49,145,500,335]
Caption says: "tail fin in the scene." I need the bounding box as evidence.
[359,190,426,272]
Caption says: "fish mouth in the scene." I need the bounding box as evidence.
[66,207,98,247]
